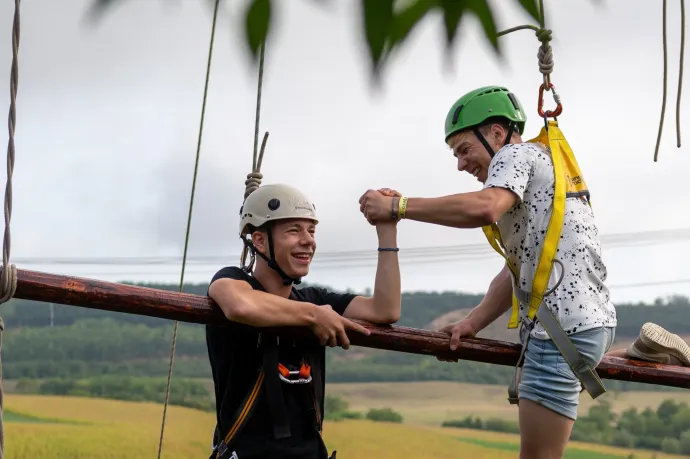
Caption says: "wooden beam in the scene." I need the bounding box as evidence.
[13,268,690,390]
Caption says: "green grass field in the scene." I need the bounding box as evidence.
[326,381,690,426]
[3,384,690,459]
[2,394,687,459]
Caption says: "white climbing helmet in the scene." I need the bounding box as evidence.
[239,184,319,237]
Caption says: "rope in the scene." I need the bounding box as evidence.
[534,0,553,89]
[156,0,220,457]
[241,40,269,270]
[247,39,266,200]
[0,2,21,457]
[653,0,685,162]
[1,1,19,305]
[536,28,553,88]
[496,0,553,89]
[678,0,685,148]
[500,0,686,162]
[244,132,268,199]
[655,0,669,162]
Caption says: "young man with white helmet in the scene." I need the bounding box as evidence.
[359,86,617,459]
[206,183,401,459]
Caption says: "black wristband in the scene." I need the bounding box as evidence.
[378,247,399,252]
[391,197,398,220]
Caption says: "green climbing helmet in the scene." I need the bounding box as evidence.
[444,86,527,142]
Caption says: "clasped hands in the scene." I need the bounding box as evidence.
[358,187,402,225]
[359,187,481,359]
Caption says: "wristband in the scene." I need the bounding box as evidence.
[397,196,408,220]
[391,197,398,220]
[378,248,399,252]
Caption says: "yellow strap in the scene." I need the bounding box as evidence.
[224,370,265,444]
[481,225,522,328]
[481,120,591,329]
[525,122,565,319]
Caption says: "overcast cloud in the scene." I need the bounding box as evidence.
[0,0,689,304]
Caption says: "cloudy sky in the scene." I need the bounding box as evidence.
[0,0,688,305]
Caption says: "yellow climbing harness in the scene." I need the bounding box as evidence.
[480,87,606,402]
[482,117,591,329]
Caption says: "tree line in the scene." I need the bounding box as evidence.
[14,375,214,411]
[444,398,690,456]
[324,394,403,424]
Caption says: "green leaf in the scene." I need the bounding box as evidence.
[466,0,500,55]
[85,0,126,22]
[439,0,465,48]
[244,0,272,61]
[361,0,395,72]
[388,0,435,47]
[518,0,541,23]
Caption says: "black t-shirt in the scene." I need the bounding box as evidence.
[206,266,356,459]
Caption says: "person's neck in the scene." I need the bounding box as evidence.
[252,262,293,298]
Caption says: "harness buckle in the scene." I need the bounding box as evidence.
[518,315,537,344]
[571,360,590,375]
[278,363,312,384]
[214,440,228,457]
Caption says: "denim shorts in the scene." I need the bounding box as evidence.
[517,325,616,421]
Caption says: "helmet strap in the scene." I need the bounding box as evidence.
[243,227,302,286]
[472,122,517,159]
[503,123,516,146]
[266,228,302,286]
[473,128,496,159]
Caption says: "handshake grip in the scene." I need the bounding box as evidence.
[358,187,407,225]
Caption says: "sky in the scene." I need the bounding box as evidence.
[0,0,689,305]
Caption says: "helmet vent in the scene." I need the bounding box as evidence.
[507,92,520,110]
[452,104,464,124]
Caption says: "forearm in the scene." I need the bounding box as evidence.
[402,192,494,229]
[466,264,513,332]
[371,225,402,323]
[210,283,316,328]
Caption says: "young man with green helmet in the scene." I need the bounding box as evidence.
[206,183,402,459]
[359,85,617,458]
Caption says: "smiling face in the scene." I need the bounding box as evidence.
[447,120,519,184]
[251,218,317,279]
[448,130,494,184]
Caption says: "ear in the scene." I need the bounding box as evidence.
[251,230,268,255]
[491,123,506,144]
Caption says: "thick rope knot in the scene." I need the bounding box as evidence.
[244,172,263,199]
[535,28,553,85]
[0,265,17,304]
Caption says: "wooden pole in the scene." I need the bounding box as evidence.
[13,268,690,389]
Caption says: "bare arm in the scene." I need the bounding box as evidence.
[402,188,518,229]
[465,264,514,333]
[209,278,318,328]
[343,223,401,325]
